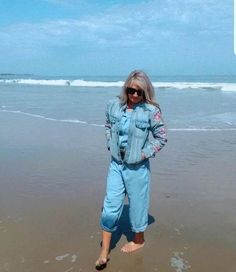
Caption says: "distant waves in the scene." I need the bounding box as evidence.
[1,79,236,92]
[0,79,123,87]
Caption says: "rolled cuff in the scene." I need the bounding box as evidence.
[100,220,117,233]
[131,224,148,233]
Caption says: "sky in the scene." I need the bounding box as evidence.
[0,0,236,76]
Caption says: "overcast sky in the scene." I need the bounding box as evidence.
[0,0,235,76]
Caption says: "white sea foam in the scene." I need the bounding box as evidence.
[153,82,236,92]
[168,128,236,131]
[170,252,191,272]
[71,254,77,263]
[0,109,104,127]
[1,79,236,92]
[0,79,123,87]
[55,253,70,261]
[1,109,236,131]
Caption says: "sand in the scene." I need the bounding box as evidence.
[0,112,236,272]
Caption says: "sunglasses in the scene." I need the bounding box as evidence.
[126,87,143,97]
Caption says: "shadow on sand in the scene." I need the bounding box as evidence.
[108,204,155,250]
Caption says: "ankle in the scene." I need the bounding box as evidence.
[134,233,145,244]
[101,248,109,255]
[134,239,145,244]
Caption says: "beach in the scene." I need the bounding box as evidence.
[1,0,236,270]
[0,109,236,272]
[1,0,236,269]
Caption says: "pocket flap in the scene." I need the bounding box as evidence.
[135,120,149,129]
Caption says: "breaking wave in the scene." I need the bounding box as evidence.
[0,79,236,92]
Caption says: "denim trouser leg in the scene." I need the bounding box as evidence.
[100,159,150,233]
[124,160,150,232]
[100,160,126,232]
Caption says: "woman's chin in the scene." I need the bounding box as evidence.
[130,99,142,104]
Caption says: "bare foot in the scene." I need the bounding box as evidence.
[121,241,145,253]
[95,251,110,271]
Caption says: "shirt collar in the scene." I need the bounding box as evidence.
[124,101,145,111]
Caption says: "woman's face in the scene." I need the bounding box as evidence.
[127,82,144,105]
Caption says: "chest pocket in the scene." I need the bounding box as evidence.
[134,120,149,138]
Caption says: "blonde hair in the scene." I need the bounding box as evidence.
[120,70,159,107]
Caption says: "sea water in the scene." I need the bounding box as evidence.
[0,74,236,131]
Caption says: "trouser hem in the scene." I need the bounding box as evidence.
[100,222,117,233]
[131,224,148,233]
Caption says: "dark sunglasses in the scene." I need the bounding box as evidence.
[126,87,143,97]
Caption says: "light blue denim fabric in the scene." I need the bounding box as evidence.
[100,159,150,233]
[105,98,167,164]
[118,110,132,148]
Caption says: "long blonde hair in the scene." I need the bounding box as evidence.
[120,70,159,107]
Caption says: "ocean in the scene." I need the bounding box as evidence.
[1,74,236,131]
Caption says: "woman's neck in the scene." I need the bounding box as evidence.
[127,101,133,109]
[127,100,143,109]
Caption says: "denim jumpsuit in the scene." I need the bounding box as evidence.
[100,98,167,233]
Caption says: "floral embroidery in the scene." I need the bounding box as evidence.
[160,127,166,134]
[154,112,161,121]
[154,146,161,152]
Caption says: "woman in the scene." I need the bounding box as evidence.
[95,70,167,270]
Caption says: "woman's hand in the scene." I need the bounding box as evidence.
[141,152,146,160]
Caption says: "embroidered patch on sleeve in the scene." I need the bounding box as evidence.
[154,112,161,121]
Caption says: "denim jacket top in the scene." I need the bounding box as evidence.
[105,98,167,164]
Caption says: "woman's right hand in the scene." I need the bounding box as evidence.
[141,152,146,160]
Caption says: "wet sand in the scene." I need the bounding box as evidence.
[0,112,236,272]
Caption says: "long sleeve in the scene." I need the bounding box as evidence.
[105,102,111,150]
[142,107,167,158]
